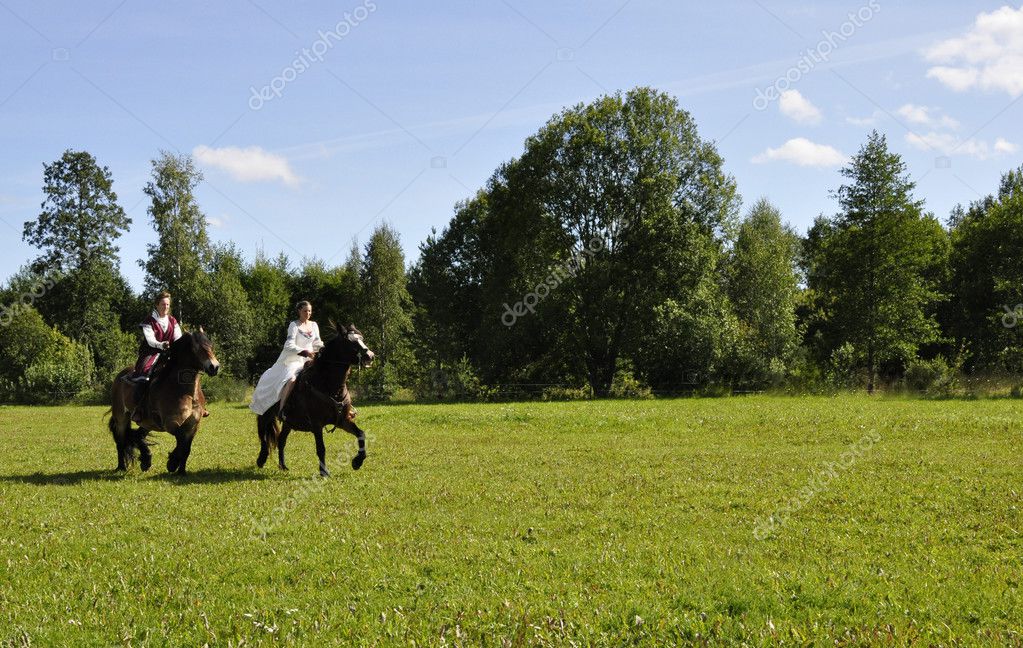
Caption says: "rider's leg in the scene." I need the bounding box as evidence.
[279,378,297,414]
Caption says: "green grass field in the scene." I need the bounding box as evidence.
[1,396,1021,646]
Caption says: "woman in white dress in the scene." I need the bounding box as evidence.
[249,301,325,416]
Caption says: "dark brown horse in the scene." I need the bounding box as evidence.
[256,323,374,477]
[109,329,220,473]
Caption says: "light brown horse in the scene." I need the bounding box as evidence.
[109,329,220,474]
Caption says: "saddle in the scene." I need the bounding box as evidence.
[127,356,178,427]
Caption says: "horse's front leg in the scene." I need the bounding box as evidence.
[313,427,329,477]
[341,419,367,470]
[167,419,198,474]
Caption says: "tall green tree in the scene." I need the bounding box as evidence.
[412,88,739,395]
[512,87,738,393]
[140,151,210,321]
[809,132,947,392]
[22,150,135,381]
[945,166,1023,370]
[727,199,800,379]
[23,149,130,275]
[358,223,414,397]
[242,251,294,378]
[196,243,256,378]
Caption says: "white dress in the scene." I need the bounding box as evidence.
[249,320,325,415]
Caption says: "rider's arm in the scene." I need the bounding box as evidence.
[172,323,183,341]
[311,322,325,352]
[142,323,163,350]
[282,321,301,353]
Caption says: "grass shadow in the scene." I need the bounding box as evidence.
[0,467,270,485]
[0,469,125,486]
[150,467,270,484]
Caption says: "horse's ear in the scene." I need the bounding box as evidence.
[198,325,205,335]
[328,318,337,333]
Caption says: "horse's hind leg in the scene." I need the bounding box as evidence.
[109,414,131,471]
[134,427,152,472]
[313,427,329,477]
[256,415,270,468]
[277,426,291,471]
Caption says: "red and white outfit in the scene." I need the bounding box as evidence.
[133,310,183,377]
[249,320,324,415]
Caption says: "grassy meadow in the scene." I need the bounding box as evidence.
[0,396,1021,646]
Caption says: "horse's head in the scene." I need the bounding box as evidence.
[321,321,374,368]
[171,327,221,376]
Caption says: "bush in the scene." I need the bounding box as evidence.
[414,357,492,401]
[541,385,592,401]
[16,333,94,404]
[827,342,863,389]
[609,369,652,399]
[87,325,138,384]
[905,357,954,394]
[201,373,250,403]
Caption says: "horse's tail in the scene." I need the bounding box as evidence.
[131,426,152,449]
[258,410,280,450]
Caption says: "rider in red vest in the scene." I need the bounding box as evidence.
[128,291,183,422]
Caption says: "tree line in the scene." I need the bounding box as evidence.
[2,87,1021,404]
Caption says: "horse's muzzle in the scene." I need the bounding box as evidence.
[206,361,221,376]
[361,351,375,367]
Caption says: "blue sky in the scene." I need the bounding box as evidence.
[1,0,1021,289]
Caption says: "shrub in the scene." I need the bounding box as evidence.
[415,357,492,401]
[201,373,250,403]
[609,369,652,399]
[905,357,954,393]
[541,385,592,401]
[16,333,94,404]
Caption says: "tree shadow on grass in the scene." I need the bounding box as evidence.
[0,467,269,486]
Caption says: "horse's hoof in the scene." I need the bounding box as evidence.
[279,463,289,471]
[115,465,127,473]
[351,454,365,470]
[140,455,152,472]
[167,457,178,473]
[256,453,268,468]
[319,467,331,478]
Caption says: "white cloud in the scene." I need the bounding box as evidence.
[192,145,301,187]
[923,5,1023,97]
[206,213,230,229]
[905,131,1018,159]
[752,138,846,167]
[895,104,959,129]
[779,90,823,124]
[995,138,1019,154]
[846,110,884,127]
